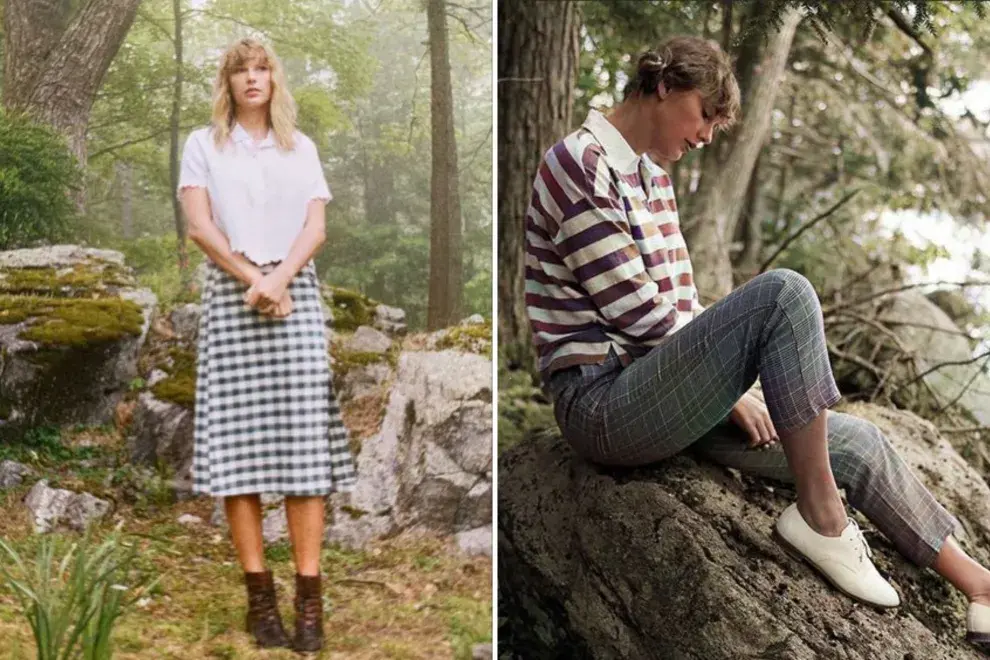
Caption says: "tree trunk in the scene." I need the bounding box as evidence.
[734,151,767,280]
[118,161,133,239]
[497,0,580,370]
[426,0,463,330]
[2,0,141,169]
[170,0,190,281]
[685,7,802,300]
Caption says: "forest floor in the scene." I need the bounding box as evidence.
[0,425,491,659]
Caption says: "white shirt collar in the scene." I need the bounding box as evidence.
[231,122,275,148]
[582,109,641,172]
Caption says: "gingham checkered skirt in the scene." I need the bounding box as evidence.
[191,261,356,497]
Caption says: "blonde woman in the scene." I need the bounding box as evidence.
[177,38,355,652]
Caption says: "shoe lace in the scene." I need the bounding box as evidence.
[846,518,873,564]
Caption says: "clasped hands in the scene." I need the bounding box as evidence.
[244,270,294,318]
[729,389,779,450]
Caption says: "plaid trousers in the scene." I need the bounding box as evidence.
[548,269,958,567]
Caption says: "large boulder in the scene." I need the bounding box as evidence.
[831,290,990,425]
[129,392,195,495]
[498,402,989,659]
[0,246,156,434]
[328,350,492,549]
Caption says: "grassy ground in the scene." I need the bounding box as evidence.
[0,426,491,659]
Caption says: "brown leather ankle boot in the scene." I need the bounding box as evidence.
[244,569,290,648]
[293,573,324,653]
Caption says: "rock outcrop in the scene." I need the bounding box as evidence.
[498,402,989,659]
[24,479,111,533]
[328,350,493,551]
[830,290,989,425]
[0,246,156,434]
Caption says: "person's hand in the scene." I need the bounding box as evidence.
[244,271,291,311]
[729,391,778,449]
[255,291,293,318]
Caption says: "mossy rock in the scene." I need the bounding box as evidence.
[0,262,134,297]
[326,286,379,332]
[0,294,144,348]
[434,322,492,357]
[149,346,197,409]
[330,344,392,379]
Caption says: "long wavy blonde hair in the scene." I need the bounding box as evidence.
[210,38,297,151]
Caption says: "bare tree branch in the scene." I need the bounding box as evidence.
[90,123,199,159]
[827,341,884,379]
[136,7,175,44]
[822,281,990,317]
[935,352,990,417]
[759,189,860,272]
[892,349,990,396]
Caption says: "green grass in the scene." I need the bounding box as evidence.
[0,426,492,659]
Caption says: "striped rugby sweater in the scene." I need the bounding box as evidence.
[525,109,705,379]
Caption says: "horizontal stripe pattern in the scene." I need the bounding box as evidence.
[526,110,704,378]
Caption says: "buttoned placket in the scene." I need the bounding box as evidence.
[244,139,268,211]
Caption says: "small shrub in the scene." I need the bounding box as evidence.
[0,110,82,250]
[0,531,159,660]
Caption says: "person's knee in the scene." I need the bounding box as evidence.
[762,268,817,306]
[832,419,890,488]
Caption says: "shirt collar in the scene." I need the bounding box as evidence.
[582,108,641,172]
[231,122,275,148]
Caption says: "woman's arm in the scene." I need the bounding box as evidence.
[243,199,326,308]
[180,187,265,287]
[273,198,326,283]
[543,142,678,341]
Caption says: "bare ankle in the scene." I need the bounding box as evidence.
[797,501,846,537]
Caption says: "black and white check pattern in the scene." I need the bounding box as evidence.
[191,261,356,496]
[548,268,957,567]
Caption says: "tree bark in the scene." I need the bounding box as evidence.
[497,0,580,370]
[686,7,802,300]
[2,0,141,168]
[734,150,767,280]
[426,0,463,330]
[118,161,133,239]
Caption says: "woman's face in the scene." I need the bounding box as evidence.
[645,87,720,163]
[229,56,272,110]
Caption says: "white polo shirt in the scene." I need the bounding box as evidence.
[177,123,332,266]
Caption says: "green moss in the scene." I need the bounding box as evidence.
[150,346,197,409]
[0,263,134,297]
[330,345,390,379]
[150,374,196,409]
[0,295,144,348]
[435,322,492,357]
[327,286,378,332]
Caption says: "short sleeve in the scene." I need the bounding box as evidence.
[177,131,208,200]
[303,138,332,203]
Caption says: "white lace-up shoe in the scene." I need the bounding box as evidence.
[773,502,900,609]
[967,602,990,647]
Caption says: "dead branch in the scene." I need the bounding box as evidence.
[935,352,990,417]
[821,281,990,317]
[760,189,861,273]
[891,349,990,396]
[827,341,884,379]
